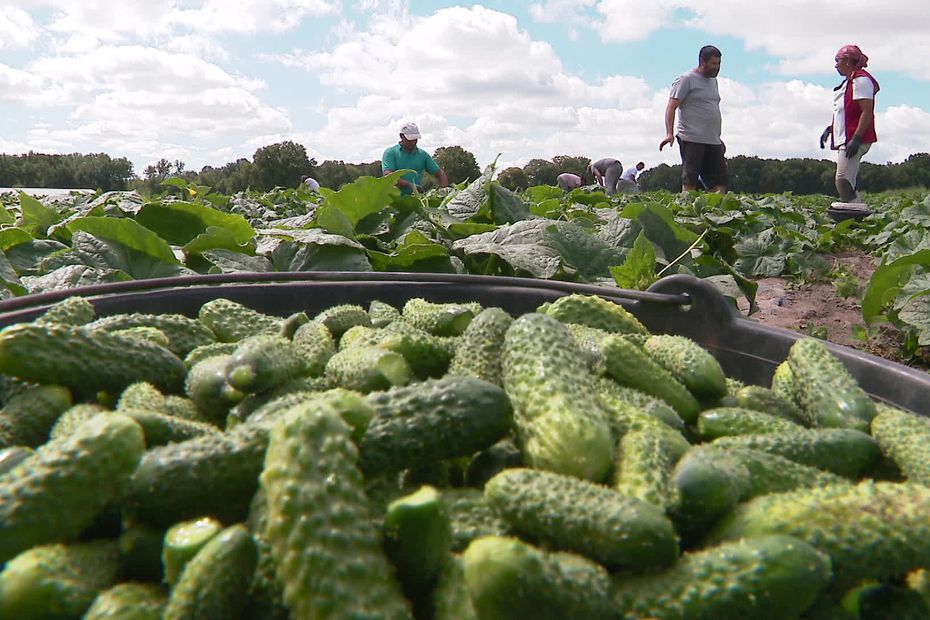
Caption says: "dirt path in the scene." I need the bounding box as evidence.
[736,250,901,361]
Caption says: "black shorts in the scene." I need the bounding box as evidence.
[678,139,728,189]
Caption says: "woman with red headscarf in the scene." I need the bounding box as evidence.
[819,45,879,206]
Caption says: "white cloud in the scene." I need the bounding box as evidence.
[0,7,40,50]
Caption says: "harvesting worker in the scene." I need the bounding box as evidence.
[619,161,646,191]
[588,158,624,195]
[659,45,728,194]
[382,122,449,195]
[556,172,583,192]
[300,175,320,192]
[819,44,879,206]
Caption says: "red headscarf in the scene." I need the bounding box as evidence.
[836,45,869,69]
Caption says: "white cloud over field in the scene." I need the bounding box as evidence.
[0,1,926,176]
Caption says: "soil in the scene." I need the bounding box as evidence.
[735,249,905,364]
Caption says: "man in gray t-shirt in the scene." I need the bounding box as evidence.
[588,158,624,196]
[659,45,728,193]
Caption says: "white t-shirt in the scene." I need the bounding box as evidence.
[304,177,321,192]
[620,166,640,182]
[832,76,875,147]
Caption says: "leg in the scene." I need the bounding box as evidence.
[702,143,729,194]
[604,162,623,196]
[678,140,702,192]
[835,143,870,202]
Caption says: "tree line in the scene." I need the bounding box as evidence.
[1,143,927,196]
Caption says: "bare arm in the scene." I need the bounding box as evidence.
[436,168,449,188]
[659,98,681,150]
[383,168,417,191]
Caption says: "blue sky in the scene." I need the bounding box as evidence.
[1,1,928,179]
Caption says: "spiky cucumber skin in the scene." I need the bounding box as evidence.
[711,427,881,479]
[447,307,513,385]
[431,556,478,620]
[501,313,614,482]
[732,384,807,425]
[614,428,691,510]
[0,540,122,620]
[0,322,187,396]
[485,467,679,570]
[161,517,223,587]
[595,376,684,438]
[788,338,876,431]
[35,295,96,326]
[163,524,258,620]
[600,334,702,423]
[540,293,648,335]
[324,345,411,393]
[183,341,238,369]
[260,403,412,620]
[226,334,308,394]
[84,583,167,620]
[870,404,930,484]
[119,408,219,447]
[383,486,453,596]
[314,303,372,339]
[402,298,476,336]
[644,333,728,401]
[198,297,282,343]
[184,355,242,424]
[122,424,267,528]
[708,481,930,590]
[612,535,832,620]
[369,300,402,327]
[0,384,72,449]
[0,413,144,563]
[87,312,217,356]
[440,488,511,553]
[291,320,335,376]
[696,406,803,441]
[462,536,616,620]
[358,376,512,475]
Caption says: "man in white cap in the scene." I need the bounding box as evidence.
[382,122,449,195]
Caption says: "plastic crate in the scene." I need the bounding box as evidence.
[0,272,927,415]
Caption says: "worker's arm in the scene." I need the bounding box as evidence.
[659,98,682,150]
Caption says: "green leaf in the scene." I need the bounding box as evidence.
[446,164,495,221]
[368,230,450,272]
[19,192,61,238]
[315,203,355,238]
[6,240,70,276]
[451,219,562,278]
[66,217,181,270]
[315,172,406,233]
[0,228,34,251]
[201,249,274,273]
[136,201,254,247]
[862,250,930,324]
[610,230,657,290]
[21,264,131,294]
[270,240,371,272]
[488,183,532,223]
[545,220,625,281]
[734,229,788,277]
[624,201,699,263]
[0,252,25,296]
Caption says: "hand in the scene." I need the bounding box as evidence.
[819,126,831,149]
[845,136,862,159]
[659,135,674,151]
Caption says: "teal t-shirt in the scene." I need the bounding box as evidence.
[381,143,440,194]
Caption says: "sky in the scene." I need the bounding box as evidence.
[1,0,929,179]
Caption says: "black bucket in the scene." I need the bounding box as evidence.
[0,272,926,416]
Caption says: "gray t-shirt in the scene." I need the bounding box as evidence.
[669,70,722,144]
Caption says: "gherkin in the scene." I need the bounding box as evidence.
[708,480,930,589]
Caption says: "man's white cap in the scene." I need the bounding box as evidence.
[400,122,421,140]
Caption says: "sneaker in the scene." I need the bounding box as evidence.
[830,201,870,212]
